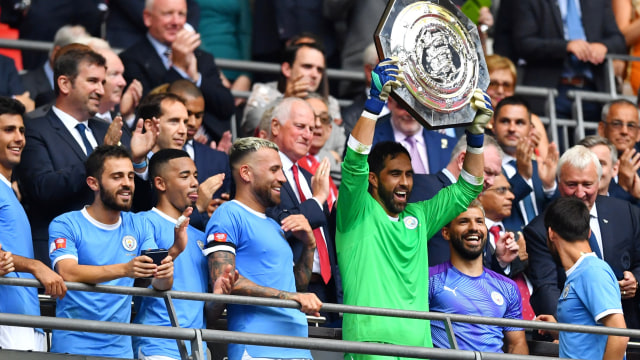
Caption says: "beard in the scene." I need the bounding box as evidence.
[377,183,410,215]
[100,183,133,212]
[254,182,280,209]
[450,230,486,260]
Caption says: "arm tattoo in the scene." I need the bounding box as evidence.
[293,245,315,291]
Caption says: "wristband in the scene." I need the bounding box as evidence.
[133,157,148,169]
[466,145,484,154]
[364,97,385,115]
[361,110,380,121]
[465,130,484,148]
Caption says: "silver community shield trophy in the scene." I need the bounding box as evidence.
[374,0,489,129]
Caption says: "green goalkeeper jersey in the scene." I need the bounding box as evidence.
[336,142,482,352]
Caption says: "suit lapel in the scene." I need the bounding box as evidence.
[141,39,168,83]
[596,198,613,259]
[88,119,107,145]
[48,110,87,160]
[548,0,564,37]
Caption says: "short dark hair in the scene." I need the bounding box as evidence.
[149,148,191,183]
[278,42,327,97]
[543,197,591,242]
[85,145,132,180]
[53,43,106,96]
[136,92,185,120]
[167,79,203,99]
[0,96,25,116]
[494,95,532,122]
[368,141,411,177]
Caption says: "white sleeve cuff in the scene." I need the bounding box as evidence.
[347,135,371,155]
[51,254,78,271]
[595,309,624,322]
[460,169,483,186]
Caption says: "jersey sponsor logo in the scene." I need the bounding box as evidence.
[443,285,458,296]
[404,216,419,230]
[491,291,504,306]
[562,283,571,299]
[197,240,204,250]
[122,235,137,252]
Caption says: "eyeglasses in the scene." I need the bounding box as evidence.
[605,120,639,131]
[314,112,332,125]
[485,186,512,195]
[488,80,515,92]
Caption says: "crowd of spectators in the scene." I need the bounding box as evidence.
[0,0,639,359]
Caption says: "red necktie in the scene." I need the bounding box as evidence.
[297,154,338,211]
[489,225,535,320]
[291,164,331,284]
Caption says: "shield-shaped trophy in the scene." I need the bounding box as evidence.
[374,0,489,129]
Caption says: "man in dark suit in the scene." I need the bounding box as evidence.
[409,135,503,265]
[491,96,559,232]
[119,0,234,141]
[372,97,455,175]
[265,97,341,324]
[512,0,625,119]
[16,44,155,266]
[524,145,640,329]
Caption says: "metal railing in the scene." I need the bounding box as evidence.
[3,277,640,360]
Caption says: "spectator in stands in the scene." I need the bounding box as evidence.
[0,54,34,113]
[372,96,456,175]
[430,200,528,354]
[410,135,503,265]
[478,173,535,320]
[265,97,341,324]
[133,92,227,228]
[86,38,143,130]
[106,0,201,49]
[120,0,234,142]
[536,197,628,360]
[578,135,635,203]
[300,93,341,192]
[196,0,252,104]
[512,0,626,121]
[16,44,155,266]
[485,54,549,159]
[336,58,491,359]
[490,96,559,231]
[204,137,322,360]
[524,145,640,329]
[597,100,640,196]
[48,145,189,358]
[20,25,89,111]
[0,97,67,351]
[242,42,344,142]
[612,0,640,95]
[133,148,236,360]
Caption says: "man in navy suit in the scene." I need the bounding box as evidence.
[119,0,234,141]
[490,96,558,232]
[410,135,503,265]
[266,97,341,324]
[524,145,640,329]
[16,44,156,266]
[372,97,455,175]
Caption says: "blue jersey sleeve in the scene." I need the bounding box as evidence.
[503,281,524,332]
[578,263,623,322]
[203,203,239,257]
[49,214,80,270]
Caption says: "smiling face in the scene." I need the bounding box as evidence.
[558,161,599,210]
[491,104,531,155]
[64,61,106,119]
[588,144,617,195]
[388,97,422,137]
[154,99,188,151]
[0,113,25,180]
[143,0,187,45]
[96,157,135,211]
[305,97,332,153]
[248,147,287,208]
[271,100,315,162]
[99,50,127,111]
[443,206,487,260]
[370,153,414,217]
[487,68,515,108]
[598,102,640,153]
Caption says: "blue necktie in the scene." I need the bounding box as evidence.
[75,123,93,156]
[508,160,537,223]
[589,229,603,259]
[565,0,590,77]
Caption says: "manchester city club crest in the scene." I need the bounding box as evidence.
[491,291,504,306]
[563,284,571,299]
[404,216,419,229]
[122,235,137,252]
[197,240,205,250]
